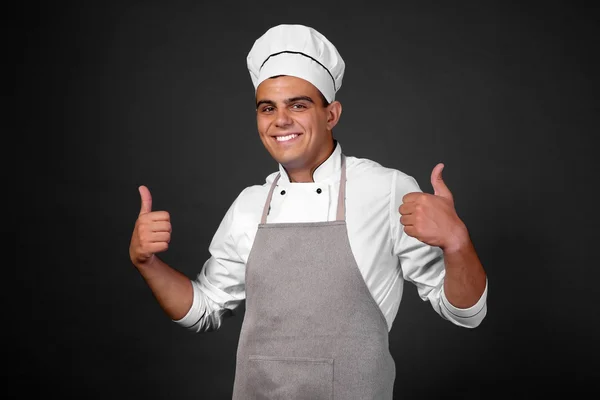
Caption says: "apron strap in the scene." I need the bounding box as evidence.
[336,154,347,221]
[261,173,281,224]
[261,154,347,224]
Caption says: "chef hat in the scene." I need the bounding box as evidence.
[247,24,345,103]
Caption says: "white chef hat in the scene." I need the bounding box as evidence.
[247,24,345,103]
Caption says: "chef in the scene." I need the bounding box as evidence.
[129,24,488,399]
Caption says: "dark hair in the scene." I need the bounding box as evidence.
[268,75,330,107]
[318,91,330,107]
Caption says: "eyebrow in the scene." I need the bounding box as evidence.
[256,96,315,108]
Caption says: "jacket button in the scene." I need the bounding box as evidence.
[316,188,322,194]
[280,190,286,195]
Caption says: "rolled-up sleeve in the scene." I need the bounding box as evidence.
[391,172,487,328]
[440,279,487,328]
[174,192,248,333]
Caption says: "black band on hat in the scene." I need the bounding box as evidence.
[259,51,336,91]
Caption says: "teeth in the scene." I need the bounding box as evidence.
[276,134,299,142]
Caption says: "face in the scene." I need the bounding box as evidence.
[256,76,342,173]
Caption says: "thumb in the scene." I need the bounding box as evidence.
[138,185,152,215]
[430,163,453,200]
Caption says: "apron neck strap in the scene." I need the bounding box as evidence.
[336,154,347,221]
[260,154,347,224]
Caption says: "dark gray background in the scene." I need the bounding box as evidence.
[14,1,599,399]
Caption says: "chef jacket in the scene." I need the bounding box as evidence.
[175,141,488,332]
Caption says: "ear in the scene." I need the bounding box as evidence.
[326,101,342,130]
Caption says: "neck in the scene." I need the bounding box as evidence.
[285,139,336,183]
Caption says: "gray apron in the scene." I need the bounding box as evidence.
[232,154,396,399]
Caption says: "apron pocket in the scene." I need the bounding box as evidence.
[248,355,334,400]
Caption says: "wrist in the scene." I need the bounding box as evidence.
[134,254,158,270]
[441,223,470,255]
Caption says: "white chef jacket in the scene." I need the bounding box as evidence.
[175,141,488,332]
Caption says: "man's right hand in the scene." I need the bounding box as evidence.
[129,185,172,267]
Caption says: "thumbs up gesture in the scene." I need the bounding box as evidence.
[398,164,468,253]
[129,185,172,267]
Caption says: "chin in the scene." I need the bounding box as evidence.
[272,154,295,167]
[266,147,297,165]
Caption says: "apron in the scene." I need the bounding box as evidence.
[232,154,396,399]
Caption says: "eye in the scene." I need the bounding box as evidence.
[260,106,274,113]
[291,103,307,110]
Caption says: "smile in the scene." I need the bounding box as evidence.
[274,133,302,142]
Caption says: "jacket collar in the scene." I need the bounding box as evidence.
[278,140,342,183]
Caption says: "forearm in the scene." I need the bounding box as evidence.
[442,228,487,309]
[135,255,193,321]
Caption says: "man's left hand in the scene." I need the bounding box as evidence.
[399,163,469,253]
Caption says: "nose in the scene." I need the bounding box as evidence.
[274,108,293,128]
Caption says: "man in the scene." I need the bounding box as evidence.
[129,24,488,399]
